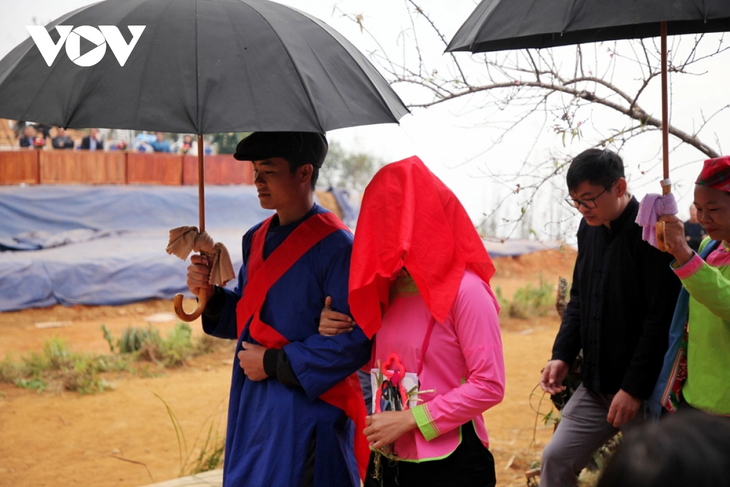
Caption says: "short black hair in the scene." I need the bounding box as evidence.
[566,149,625,193]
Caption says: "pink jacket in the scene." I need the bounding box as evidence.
[372,270,505,461]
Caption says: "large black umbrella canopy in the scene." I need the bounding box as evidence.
[447,0,730,250]
[0,0,409,134]
[447,0,730,53]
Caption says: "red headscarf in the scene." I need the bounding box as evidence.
[696,156,730,193]
[348,156,495,339]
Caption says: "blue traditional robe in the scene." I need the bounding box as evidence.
[202,204,371,486]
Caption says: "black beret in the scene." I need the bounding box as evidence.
[233,132,328,168]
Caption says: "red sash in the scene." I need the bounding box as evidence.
[236,212,369,481]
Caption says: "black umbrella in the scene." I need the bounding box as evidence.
[0,0,409,319]
[447,0,730,248]
[0,0,408,133]
[447,2,730,54]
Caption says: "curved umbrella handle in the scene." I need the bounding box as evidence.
[173,289,208,322]
[173,138,210,322]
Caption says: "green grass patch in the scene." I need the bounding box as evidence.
[508,275,555,319]
[2,322,228,395]
[0,322,222,394]
[0,336,123,394]
[102,322,210,367]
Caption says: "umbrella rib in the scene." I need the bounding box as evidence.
[303,12,404,123]
[1,43,58,125]
[243,1,324,131]
[8,6,91,126]
[61,1,154,129]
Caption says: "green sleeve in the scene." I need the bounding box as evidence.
[411,404,440,441]
[682,264,730,322]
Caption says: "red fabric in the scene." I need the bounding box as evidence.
[235,212,369,481]
[349,155,496,339]
[237,212,347,338]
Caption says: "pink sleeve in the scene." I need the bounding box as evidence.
[415,274,505,439]
[673,252,704,280]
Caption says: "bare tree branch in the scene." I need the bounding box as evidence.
[339,3,728,239]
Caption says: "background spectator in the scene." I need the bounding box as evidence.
[18,125,36,148]
[177,134,196,155]
[79,128,104,151]
[11,120,25,139]
[51,127,74,149]
[683,204,707,252]
[150,132,171,153]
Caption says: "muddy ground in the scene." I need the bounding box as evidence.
[0,248,576,487]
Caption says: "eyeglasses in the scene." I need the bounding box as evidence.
[565,182,616,210]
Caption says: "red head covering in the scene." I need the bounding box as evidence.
[348,156,495,339]
[696,156,730,193]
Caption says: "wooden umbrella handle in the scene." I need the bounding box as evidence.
[174,134,209,322]
[173,288,208,322]
[656,181,672,253]
[656,221,668,252]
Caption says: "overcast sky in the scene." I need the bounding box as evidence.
[2,0,729,241]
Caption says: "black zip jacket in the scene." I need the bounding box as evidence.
[552,197,681,399]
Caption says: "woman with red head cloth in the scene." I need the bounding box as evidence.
[653,156,730,416]
[320,156,505,487]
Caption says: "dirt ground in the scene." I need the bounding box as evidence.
[0,248,576,487]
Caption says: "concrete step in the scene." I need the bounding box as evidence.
[139,469,222,487]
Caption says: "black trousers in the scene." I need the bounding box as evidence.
[364,422,496,487]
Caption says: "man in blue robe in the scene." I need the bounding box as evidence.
[186,132,371,486]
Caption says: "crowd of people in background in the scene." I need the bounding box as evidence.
[7,120,214,155]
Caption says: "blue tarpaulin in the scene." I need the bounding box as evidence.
[0,185,272,312]
[0,184,565,312]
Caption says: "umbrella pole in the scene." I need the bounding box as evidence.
[661,22,670,196]
[197,134,206,232]
[656,22,671,252]
[173,134,209,321]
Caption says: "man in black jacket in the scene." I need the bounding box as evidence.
[79,128,103,150]
[538,149,680,487]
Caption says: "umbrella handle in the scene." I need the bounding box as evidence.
[172,134,210,321]
[173,289,208,322]
[656,180,672,253]
[656,221,667,253]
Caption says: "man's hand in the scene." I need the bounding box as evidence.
[659,215,694,265]
[186,254,215,300]
[238,341,268,381]
[539,360,570,395]
[607,389,641,427]
[364,410,417,450]
[319,296,354,336]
